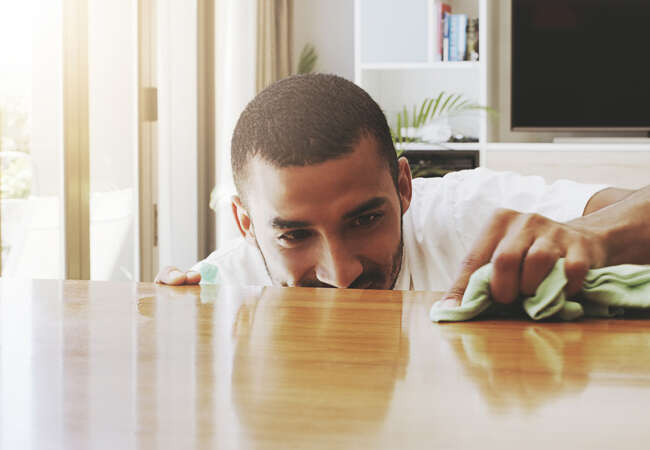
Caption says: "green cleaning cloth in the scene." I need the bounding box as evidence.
[199,262,220,285]
[430,259,650,322]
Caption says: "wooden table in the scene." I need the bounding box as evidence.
[2,279,650,449]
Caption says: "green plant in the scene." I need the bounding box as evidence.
[209,185,218,212]
[296,43,318,74]
[0,154,32,199]
[0,102,32,198]
[390,92,495,146]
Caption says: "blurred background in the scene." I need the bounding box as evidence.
[1,0,648,282]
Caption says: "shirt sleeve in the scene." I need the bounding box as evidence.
[190,237,272,286]
[443,167,609,254]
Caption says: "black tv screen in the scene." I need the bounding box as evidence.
[511,0,650,130]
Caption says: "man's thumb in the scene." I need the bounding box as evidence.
[435,255,486,308]
[435,287,465,309]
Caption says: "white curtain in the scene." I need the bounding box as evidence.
[157,0,256,271]
[214,0,258,248]
[157,0,199,271]
[256,0,293,93]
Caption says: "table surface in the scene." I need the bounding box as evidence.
[2,279,650,449]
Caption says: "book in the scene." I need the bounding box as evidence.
[449,14,467,61]
[437,3,451,61]
[448,13,457,61]
[442,11,450,61]
[466,18,479,61]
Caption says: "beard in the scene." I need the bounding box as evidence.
[253,217,404,290]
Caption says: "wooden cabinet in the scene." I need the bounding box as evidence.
[485,144,650,190]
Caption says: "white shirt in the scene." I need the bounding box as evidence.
[193,168,607,291]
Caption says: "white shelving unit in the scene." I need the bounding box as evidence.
[359,61,480,71]
[354,0,488,164]
[354,0,650,185]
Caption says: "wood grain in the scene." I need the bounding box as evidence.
[1,279,650,449]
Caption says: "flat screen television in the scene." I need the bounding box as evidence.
[511,0,650,131]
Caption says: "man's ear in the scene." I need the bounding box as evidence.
[397,156,413,215]
[231,195,256,244]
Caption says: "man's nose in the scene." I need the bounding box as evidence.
[315,238,363,288]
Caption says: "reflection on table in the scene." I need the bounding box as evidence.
[227,287,409,443]
[1,279,650,449]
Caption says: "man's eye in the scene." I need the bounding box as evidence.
[278,230,312,242]
[352,213,382,227]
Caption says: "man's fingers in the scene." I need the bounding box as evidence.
[166,269,187,285]
[438,253,496,308]
[563,245,590,296]
[435,209,604,312]
[185,270,201,285]
[437,209,514,308]
[156,266,187,285]
[434,261,478,309]
[156,266,201,285]
[520,237,560,296]
[490,230,534,304]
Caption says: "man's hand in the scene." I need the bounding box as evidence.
[155,266,201,285]
[436,208,607,308]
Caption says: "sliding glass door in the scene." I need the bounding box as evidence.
[0,0,65,279]
[0,0,158,281]
[88,0,139,280]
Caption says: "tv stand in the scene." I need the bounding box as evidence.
[484,141,650,190]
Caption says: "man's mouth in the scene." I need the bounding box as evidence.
[286,274,384,289]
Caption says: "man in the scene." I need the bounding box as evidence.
[156,74,650,309]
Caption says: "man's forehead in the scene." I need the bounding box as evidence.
[244,139,396,223]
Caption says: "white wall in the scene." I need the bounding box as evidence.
[213,0,257,249]
[293,0,354,80]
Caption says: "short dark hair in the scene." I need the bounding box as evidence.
[231,73,398,205]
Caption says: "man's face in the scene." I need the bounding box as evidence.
[232,137,412,289]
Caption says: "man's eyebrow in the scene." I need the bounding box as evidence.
[270,217,312,230]
[270,197,388,229]
[342,197,388,220]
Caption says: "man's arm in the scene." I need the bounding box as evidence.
[435,185,650,308]
[582,187,634,215]
[575,185,650,266]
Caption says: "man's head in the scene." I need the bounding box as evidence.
[230,73,412,289]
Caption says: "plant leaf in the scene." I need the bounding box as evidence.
[422,98,435,124]
[412,104,417,128]
[297,43,318,74]
[446,93,462,111]
[396,112,402,145]
[453,99,471,111]
[415,97,428,127]
[429,92,445,120]
[391,90,498,148]
[438,92,456,116]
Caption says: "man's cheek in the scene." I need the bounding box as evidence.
[358,222,399,259]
